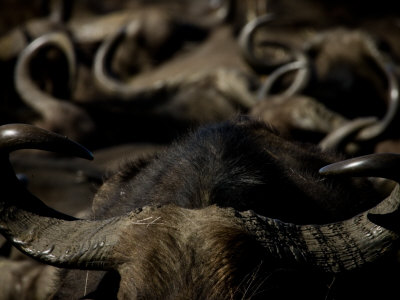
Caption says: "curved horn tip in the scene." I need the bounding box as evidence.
[319,153,400,181]
[67,140,94,161]
[0,123,93,161]
[318,156,370,176]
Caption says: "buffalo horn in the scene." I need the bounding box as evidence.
[239,153,400,273]
[15,31,76,113]
[318,117,378,152]
[93,21,147,100]
[0,124,128,270]
[353,35,400,142]
[14,31,95,140]
[238,14,277,72]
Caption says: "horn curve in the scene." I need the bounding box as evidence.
[239,152,400,273]
[354,36,400,142]
[238,14,292,73]
[319,152,400,182]
[256,54,310,100]
[238,13,310,99]
[15,31,77,112]
[93,21,151,100]
[0,123,92,159]
[318,117,378,152]
[0,124,127,270]
[14,31,95,141]
[307,31,399,151]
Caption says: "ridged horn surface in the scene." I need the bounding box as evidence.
[0,124,128,270]
[240,153,400,272]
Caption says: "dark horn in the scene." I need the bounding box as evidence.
[238,14,288,73]
[0,123,92,160]
[0,123,92,213]
[0,124,128,270]
[93,22,145,99]
[15,31,76,111]
[307,32,399,145]
[240,153,400,273]
[14,31,95,141]
[319,152,400,182]
[257,54,310,100]
[238,14,310,97]
[355,37,400,142]
[318,117,378,152]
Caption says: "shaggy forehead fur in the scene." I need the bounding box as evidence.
[93,116,377,224]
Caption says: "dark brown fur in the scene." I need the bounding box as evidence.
[93,116,378,223]
[52,116,380,299]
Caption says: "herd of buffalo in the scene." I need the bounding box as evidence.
[2,0,400,299]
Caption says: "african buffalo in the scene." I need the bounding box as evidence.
[1,119,400,299]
